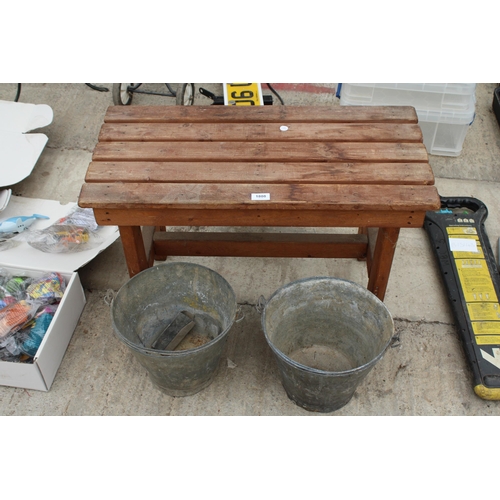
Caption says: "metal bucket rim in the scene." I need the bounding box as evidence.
[261,276,394,376]
[112,321,234,357]
[111,261,237,357]
[114,261,236,293]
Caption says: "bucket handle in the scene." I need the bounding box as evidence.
[235,306,245,323]
[103,289,117,306]
[255,295,267,314]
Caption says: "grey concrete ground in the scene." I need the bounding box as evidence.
[0,82,499,416]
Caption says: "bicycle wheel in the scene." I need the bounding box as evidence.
[176,83,195,105]
[112,83,134,105]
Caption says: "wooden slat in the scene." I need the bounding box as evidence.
[85,161,435,185]
[92,141,429,163]
[98,122,423,143]
[153,231,368,259]
[79,182,440,211]
[88,207,426,228]
[104,105,419,124]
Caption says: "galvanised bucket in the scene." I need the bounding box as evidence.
[262,277,394,412]
[111,262,237,396]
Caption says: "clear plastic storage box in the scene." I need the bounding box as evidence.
[338,83,476,157]
[339,83,476,112]
[416,97,476,157]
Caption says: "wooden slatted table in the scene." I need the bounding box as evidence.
[78,105,440,301]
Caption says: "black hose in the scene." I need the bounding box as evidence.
[85,83,109,92]
[165,83,177,97]
[14,84,21,102]
[265,83,285,105]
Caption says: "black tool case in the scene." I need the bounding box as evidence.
[425,197,500,400]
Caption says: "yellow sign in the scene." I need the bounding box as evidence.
[446,226,477,235]
[449,235,485,258]
[467,302,500,321]
[471,322,500,335]
[455,259,498,302]
[224,83,263,106]
[475,335,500,345]
[446,226,484,258]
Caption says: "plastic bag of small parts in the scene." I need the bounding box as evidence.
[23,306,57,356]
[0,270,65,307]
[0,233,23,252]
[0,299,41,340]
[1,304,59,359]
[25,271,66,303]
[0,272,33,307]
[0,339,23,361]
[15,207,103,253]
[0,271,66,362]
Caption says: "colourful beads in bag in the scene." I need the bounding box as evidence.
[26,272,65,302]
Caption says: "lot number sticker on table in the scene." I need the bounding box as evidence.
[251,193,271,201]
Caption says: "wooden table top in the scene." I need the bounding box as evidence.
[79,105,440,220]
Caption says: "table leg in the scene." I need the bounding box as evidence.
[357,228,368,262]
[119,226,150,277]
[154,226,167,261]
[367,227,400,301]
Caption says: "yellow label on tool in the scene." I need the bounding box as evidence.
[455,259,498,302]
[448,235,485,258]
[471,322,500,335]
[224,83,263,106]
[446,226,477,235]
[467,302,500,320]
[475,335,500,345]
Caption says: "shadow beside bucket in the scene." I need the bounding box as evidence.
[111,262,237,396]
[261,277,394,413]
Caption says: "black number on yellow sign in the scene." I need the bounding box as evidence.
[226,84,259,105]
[231,90,254,99]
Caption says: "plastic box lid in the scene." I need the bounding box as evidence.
[344,83,476,94]
[416,93,476,124]
[339,83,476,113]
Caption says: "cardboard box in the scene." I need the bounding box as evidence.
[0,266,85,391]
[0,196,119,391]
[0,100,53,187]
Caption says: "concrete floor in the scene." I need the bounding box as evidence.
[1,82,500,416]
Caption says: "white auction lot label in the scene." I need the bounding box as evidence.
[251,193,271,201]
